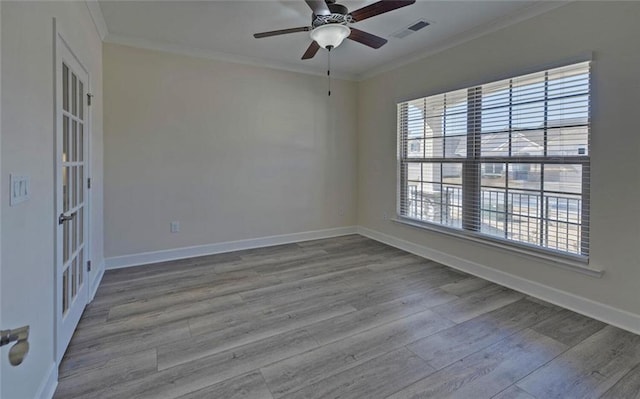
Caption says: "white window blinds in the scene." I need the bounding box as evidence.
[398,61,590,259]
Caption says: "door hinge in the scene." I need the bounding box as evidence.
[87,260,92,272]
[87,93,93,106]
[87,178,91,189]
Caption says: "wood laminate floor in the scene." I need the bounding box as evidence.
[55,235,640,399]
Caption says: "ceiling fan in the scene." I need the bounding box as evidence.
[253,0,417,60]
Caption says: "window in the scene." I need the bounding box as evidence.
[398,62,590,259]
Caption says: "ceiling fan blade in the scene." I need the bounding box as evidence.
[254,26,310,39]
[305,0,331,16]
[350,0,416,22]
[302,41,321,60]
[347,28,388,49]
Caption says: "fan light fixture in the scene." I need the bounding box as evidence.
[310,24,351,49]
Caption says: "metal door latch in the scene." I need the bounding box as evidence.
[58,212,75,225]
[0,325,29,366]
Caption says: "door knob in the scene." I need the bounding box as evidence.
[9,340,29,366]
[58,212,75,225]
[1,325,29,366]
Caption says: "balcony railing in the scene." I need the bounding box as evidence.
[406,185,583,255]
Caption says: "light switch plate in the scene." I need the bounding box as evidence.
[10,174,30,206]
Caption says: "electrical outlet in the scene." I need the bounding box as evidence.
[170,221,180,233]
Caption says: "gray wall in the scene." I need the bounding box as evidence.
[358,2,640,316]
[2,2,640,397]
[103,43,358,258]
[1,1,104,398]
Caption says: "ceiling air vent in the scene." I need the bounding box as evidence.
[391,19,430,39]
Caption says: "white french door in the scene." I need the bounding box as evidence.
[55,34,90,363]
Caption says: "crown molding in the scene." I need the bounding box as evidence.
[356,0,572,81]
[85,0,108,40]
[103,33,358,81]
[95,0,570,82]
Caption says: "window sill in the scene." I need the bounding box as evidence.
[391,217,604,278]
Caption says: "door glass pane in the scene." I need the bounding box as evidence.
[63,166,69,212]
[72,73,77,116]
[72,121,77,162]
[78,208,84,248]
[63,116,69,162]
[79,124,84,162]
[72,212,78,253]
[78,249,84,286]
[63,64,69,112]
[72,166,78,208]
[79,81,84,120]
[61,65,90,320]
[63,219,69,263]
[62,268,69,313]
[72,259,77,298]
[79,167,84,204]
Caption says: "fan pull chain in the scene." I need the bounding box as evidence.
[327,46,332,96]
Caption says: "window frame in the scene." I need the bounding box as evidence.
[396,61,592,265]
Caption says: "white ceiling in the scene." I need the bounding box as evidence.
[97,0,564,80]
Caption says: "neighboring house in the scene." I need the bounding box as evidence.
[407,112,586,186]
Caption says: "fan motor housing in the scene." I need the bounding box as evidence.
[328,3,348,15]
[311,2,349,21]
[311,3,351,28]
[253,0,413,59]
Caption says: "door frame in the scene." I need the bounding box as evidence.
[53,19,92,364]
[0,1,3,393]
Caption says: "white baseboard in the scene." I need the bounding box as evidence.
[105,226,358,270]
[35,361,58,399]
[99,224,640,335]
[89,260,105,301]
[357,226,640,335]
